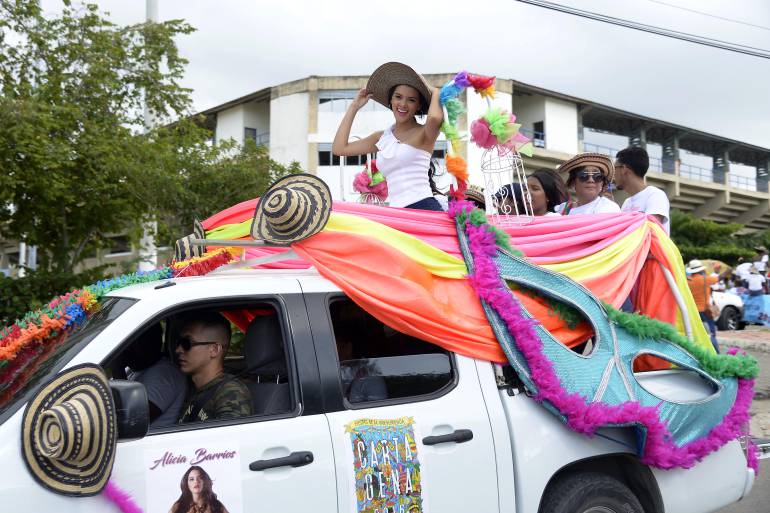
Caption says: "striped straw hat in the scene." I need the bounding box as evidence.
[174,218,206,262]
[251,173,332,245]
[21,364,117,496]
[366,62,432,110]
[558,153,615,184]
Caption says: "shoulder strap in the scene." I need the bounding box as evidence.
[188,376,233,421]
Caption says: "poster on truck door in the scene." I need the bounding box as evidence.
[145,444,243,513]
[345,417,423,513]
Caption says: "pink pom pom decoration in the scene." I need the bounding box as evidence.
[470,118,496,149]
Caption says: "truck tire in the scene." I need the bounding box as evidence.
[540,472,644,513]
[716,305,740,331]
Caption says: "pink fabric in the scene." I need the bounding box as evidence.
[205,200,657,265]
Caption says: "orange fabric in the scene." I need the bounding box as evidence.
[688,274,718,311]
[294,231,592,363]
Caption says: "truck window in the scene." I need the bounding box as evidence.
[329,299,454,406]
[103,301,295,430]
[0,296,136,423]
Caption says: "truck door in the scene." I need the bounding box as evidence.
[306,294,500,513]
[101,291,337,513]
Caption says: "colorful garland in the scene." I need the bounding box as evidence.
[449,198,758,471]
[171,247,238,278]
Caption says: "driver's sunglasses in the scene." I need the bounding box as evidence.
[576,171,605,183]
[176,336,220,352]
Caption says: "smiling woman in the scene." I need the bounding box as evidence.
[554,153,621,215]
[331,62,445,211]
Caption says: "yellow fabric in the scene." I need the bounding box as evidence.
[540,225,647,281]
[326,213,468,279]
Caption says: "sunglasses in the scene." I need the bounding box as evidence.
[576,171,605,183]
[176,335,220,352]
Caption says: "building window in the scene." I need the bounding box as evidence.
[318,143,368,166]
[319,90,389,112]
[107,235,132,256]
[432,141,447,163]
[244,127,257,142]
[533,121,545,148]
[244,128,269,147]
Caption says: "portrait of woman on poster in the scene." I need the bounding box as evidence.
[169,466,229,513]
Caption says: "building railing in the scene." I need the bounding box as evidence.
[679,163,714,183]
[729,174,757,191]
[519,128,545,148]
[582,142,618,158]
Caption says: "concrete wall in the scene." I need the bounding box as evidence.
[544,97,579,155]
[215,105,245,144]
[243,100,270,135]
[269,92,309,169]
[512,94,545,136]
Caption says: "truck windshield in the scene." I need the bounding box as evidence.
[0,296,136,423]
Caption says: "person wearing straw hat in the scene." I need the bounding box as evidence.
[554,153,620,215]
[746,265,766,296]
[686,259,720,353]
[332,62,445,211]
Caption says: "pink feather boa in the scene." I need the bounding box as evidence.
[450,200,758,471]
[103,480,144,513]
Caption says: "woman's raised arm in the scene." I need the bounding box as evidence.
[422,86,443,143]
[332,88,381,156]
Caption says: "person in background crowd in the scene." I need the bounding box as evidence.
[734,257,752,287]
[686,259,719,353]
[527,168,568,216]
[613,147,671,234]
[746,266,766,296]
[554,153,620,215]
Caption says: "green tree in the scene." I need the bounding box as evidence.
[0,1,299,322]
[669,209,755,265]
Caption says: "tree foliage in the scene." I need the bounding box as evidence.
[0,1,298,277]
[669,209,767,265]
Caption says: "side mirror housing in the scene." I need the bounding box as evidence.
[110,380,149,441]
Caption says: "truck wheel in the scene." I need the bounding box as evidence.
[540,472,644,513]
[716,306,740,331]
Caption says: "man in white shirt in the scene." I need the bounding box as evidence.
[613,147,671,234]
[735,257,753,286]
[746,266,766,296]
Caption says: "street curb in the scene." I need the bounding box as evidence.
[717,338,770,354]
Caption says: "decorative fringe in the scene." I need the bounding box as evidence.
[172,248,238,278]
[445,155,469,182]
[450,198,758,471]
[103,480,144,513]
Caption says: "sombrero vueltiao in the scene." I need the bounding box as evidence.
[251,173,332,246]
[464,185,486,209]
[174,218,206,261]
[21,364,117,496]
[366,62,432,110]
[558,153,615,184]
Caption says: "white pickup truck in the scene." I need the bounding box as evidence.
[0,269,758,513]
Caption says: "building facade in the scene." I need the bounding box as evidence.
[202,73,770,232]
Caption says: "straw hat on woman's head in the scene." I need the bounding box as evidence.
[559,153,615,186]
[251,173,332,246]
[366,62,432,111]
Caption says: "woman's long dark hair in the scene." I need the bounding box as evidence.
[171,466,224,513]
[531,168,568,212]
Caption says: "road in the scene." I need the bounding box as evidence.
[715,328,770,513]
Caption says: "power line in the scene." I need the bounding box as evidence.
[514,0,770,59]
[648,0,770,32]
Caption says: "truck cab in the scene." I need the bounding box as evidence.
[0,269,756,512]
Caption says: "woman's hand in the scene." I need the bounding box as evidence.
[351,88,373,111]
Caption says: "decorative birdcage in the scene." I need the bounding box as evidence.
[481,145,534,227]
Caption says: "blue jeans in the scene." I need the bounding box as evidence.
[699,311,719,353]
[405,197,444,211]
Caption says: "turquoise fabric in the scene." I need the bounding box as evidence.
[458,230,739,454]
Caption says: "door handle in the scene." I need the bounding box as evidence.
[422,429,474,446]
[249,451,314,471]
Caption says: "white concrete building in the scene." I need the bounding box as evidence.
[197,73,770,230]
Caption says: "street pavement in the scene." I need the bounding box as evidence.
[715,326,770,513]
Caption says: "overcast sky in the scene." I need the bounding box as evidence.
[42,0,770,154]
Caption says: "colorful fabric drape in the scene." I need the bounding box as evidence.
[203,200,712,358]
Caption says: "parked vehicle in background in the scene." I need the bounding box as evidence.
[714,291,745,331]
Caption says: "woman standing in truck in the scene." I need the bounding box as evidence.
[332,62,445,211]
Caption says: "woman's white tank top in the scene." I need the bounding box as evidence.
[375,125,433,208]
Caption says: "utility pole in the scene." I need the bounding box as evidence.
[137,0,159,271]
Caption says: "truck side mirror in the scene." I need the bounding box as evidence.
[109,380,149,441]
